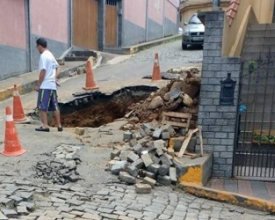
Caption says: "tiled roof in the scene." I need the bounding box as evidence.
[225,0,240,26]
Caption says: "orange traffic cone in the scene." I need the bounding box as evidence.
[83,60,99,90]
[1,106,26,156]
[151,53,162,81]
[13,85,30,124]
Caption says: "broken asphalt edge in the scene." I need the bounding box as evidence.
[123,34,182,55]
[0,53,102,102]
[177,183,275,213]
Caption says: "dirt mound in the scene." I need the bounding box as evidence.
[125,69,201,125]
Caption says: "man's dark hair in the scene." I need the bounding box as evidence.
[36,38,47,48]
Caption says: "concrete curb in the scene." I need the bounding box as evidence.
[123,34,182,55]
[178,183,275,213]
[0,53,102,102]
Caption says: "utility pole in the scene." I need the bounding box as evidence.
[212,0,221,11]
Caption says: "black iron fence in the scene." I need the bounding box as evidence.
[234,51,275,180]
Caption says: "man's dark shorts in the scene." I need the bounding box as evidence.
[37,89,59,111]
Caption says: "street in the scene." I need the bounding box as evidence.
[0,40,273,220]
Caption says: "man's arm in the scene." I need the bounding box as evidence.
[35,69,46,91]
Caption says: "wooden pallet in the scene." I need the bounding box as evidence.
[162,111,192,131]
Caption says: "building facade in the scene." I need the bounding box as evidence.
[0,0,179,81]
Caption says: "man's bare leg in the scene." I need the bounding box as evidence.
[54,110,62,128]
[40,111,49,128]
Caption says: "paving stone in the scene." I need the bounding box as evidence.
[69,211,84,217]
[50,196,65,203]
[135,184,152,194]
[147,164,160,174]
[158,164,169,176]
[152,129,162,139]
[36,216,53,220]
[119,171,136,184]
[111,150,121,159]
[161,131,170,140]
[127,152,139,162]
[141,153,153,167]
[127,165,138,177]
[16,192,33,200]
[9,195,23,204]
[61,212,76,219]
[118,216,136,220]
[159,214,171,219]
[97,207,113,214]
[132,144,143,155]
[123,131,132,140]
[66,199,85,206]
[160,153,173,166]
[111,161,128,175]
[1,209,17,218]
[156,147,164,156]
[100,213,119,219]
[44,210,61,217]
[57,205,72,212]
[157,175,171,185]
[145,171,156,179]
[169,167,177,183]
[150,154,161,164]
[17,206,28,215]
[82,213,101,220]
[0,197,13,207]
[143,177,156,187]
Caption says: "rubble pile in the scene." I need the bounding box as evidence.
[108,122,197,193]
[125,67,201,124]
[34,144,83,185]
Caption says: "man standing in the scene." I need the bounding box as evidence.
[35,37,63,132]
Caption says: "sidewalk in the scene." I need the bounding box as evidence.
[179,178,275,213]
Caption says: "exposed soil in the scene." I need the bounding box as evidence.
[51,96,148,127]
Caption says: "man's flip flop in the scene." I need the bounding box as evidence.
[35,126,50,132]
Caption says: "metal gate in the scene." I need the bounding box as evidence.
[234,51,275,181]
[73,0,98,50]
[105,0,118,47]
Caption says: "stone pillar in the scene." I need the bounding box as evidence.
[98,0,106,51]
[197,11,241,178]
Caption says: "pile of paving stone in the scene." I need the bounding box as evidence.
[125,68,201,124]
[108,122,190,193]
[34,144,83,185]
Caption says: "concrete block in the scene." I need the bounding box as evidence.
[145,171,156,179]
[127,165,138,177]
[161,131,170,140]
[137,137,150,147]
[177,153,213,186]
[123,131,132,140]
[135,184,152,194]
[111,161,128,175]
[119,172,136,184]
[131,158,144,169]
[147,164,160,174]
[133,144,143,155]
[152,129,162,139]
[160,153,173,166]
[143,177,156,187]
[157,175,171,186]
[120,149,131,161]
[141,153,153,167]
[169,167,177,184]
[169,137,184,152]
[110,150,120,160]
[139,128,147,137]
[127,152,139,163]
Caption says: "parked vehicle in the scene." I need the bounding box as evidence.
[182,13,205,50]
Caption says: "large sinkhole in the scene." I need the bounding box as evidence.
[49,86,159,127]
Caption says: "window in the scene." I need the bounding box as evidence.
[189,15,201,24]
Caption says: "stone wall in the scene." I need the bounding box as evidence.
[198,10,241,178]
